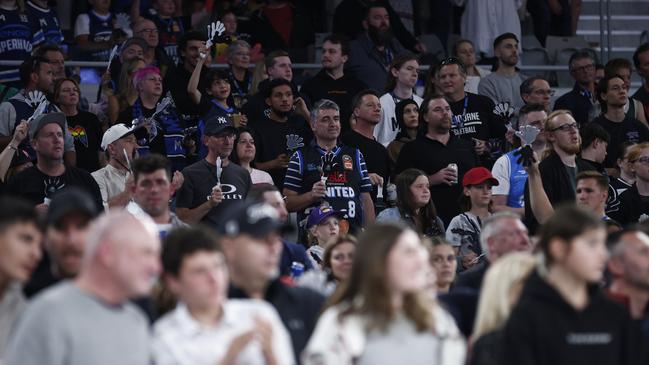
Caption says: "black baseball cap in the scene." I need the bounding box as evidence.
[47,188,100,228]
[218,201,293,238]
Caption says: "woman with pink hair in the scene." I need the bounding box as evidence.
[118,66,189,172]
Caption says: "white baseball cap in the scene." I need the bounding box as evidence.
[101,123,136,150]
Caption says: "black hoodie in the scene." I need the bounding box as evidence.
[501,271,641,365]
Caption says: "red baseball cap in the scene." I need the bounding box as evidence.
[462,167,499,187]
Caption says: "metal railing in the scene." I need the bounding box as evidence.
[0,60,572,72]
[600,0,612,62]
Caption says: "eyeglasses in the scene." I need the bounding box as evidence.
[138,28,159,34]
[632,156,649,165]
[550,123,579,132]
[571,64,595,73]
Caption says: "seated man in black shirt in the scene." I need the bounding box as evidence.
[242,50,304,126]
[300,34,366,132]
[251,78,313,188]
[395,94,479,225]
[5,113,103,211]
[592,75,649,171]
[342,89,390,202]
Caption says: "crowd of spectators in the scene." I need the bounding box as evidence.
[2,0,649,364]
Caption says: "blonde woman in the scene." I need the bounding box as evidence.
[469,252,536,365]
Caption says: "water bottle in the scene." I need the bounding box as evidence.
[386,183,397,207]
[290,262,305,279]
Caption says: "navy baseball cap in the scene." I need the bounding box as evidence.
[218,201,293,238]
[306,205,344,229]
[204,115,236,136]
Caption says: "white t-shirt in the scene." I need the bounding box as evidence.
[152,300,295,365]
[491,153,511,196]
[464,67,491,94]
[375,93,423,147]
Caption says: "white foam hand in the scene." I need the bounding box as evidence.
[115,13,131,30]
[27,100,49,124]
[214,21,225,36]
[515,125,541,146]
[27,91,46,107]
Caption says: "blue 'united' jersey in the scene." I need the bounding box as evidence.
[26,1,64,45]
[0,8,44,87]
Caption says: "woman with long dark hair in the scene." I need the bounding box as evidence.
[377,168,445,237]
[386,99,419,166]
[231,127,273,185]
[302,223,465,365]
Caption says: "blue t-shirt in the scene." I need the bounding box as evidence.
[504,149,528,208]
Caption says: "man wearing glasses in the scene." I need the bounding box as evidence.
[592,75,649,170]
[523,109,595,232]
[554,50,599,126]
[176,116,251,228]
[520,76,554,111]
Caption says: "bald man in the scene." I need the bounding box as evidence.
[6,211,161,365]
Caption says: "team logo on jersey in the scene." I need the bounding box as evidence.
[39,18,48,27]
[326,171,348,184]
[20,14,28,23]
[342,155,353,170]
[286,134,304,152]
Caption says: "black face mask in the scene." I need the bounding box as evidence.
[368,24,393,46]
